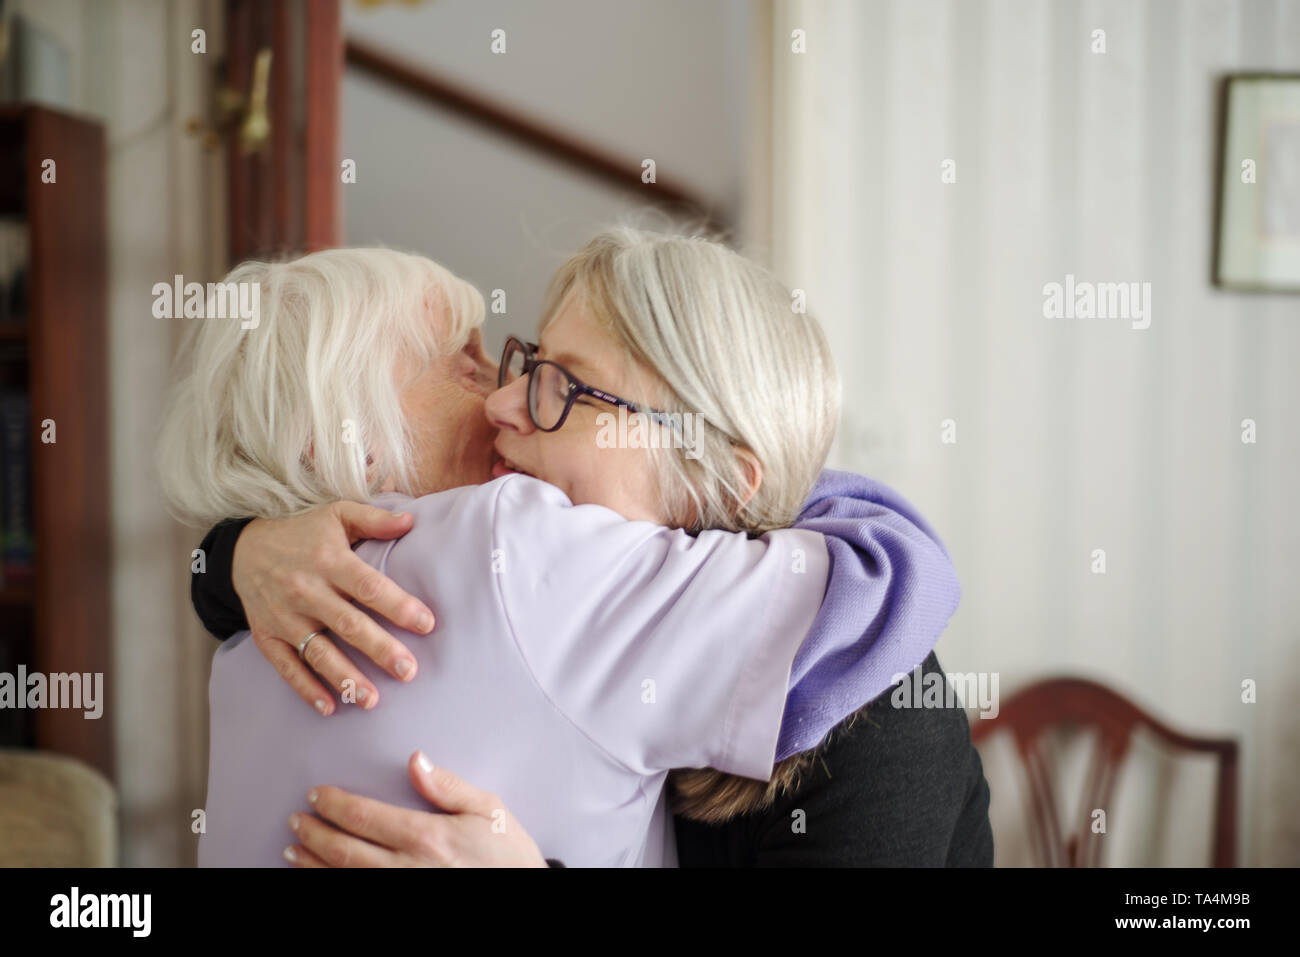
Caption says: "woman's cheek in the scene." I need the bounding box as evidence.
[555,452,595,505]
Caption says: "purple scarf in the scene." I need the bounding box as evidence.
[777,469,962,760]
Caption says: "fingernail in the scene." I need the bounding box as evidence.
[415,750,434,773]
[391,510,410,519]
[314,699,331,716]
[307,788,319,805]
[289,813,301,832]
[416,614,435,634]
[356,687,370,703]
[284,846,298,863]
[396,659,414,679]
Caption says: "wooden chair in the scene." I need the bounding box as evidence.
[970,677,1238,867]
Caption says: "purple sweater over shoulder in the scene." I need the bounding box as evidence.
[780,469,961,760]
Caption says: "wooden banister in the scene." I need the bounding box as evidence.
[344,36,724,228]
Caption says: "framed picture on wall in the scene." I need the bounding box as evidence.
[1214,74,1300,292]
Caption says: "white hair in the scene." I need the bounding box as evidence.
[541,227,841,533]
[156,247,484,526]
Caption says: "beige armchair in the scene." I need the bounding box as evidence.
[0,749,117,867]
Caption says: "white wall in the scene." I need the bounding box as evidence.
[771,0,1300,865]
[341,0,758,354]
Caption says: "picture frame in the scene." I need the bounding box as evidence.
[1213,74,1300,293]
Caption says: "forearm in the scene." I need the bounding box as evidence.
[191,517,254,639]
[189,501,430,711]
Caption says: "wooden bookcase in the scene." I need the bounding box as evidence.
[0,104,112,781]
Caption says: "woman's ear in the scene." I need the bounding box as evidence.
[454,329,495,397]
[453,354,485,396]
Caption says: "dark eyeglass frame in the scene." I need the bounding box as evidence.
[498,335,681,434]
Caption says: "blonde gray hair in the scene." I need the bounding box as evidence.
[541,227,840,533]
[156,247,484,526]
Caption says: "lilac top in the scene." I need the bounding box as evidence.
[201,475,830,867]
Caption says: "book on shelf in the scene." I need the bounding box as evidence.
[0,390,33,588]
[0,217,28,328]
[0,216,31,591]
[0,626,32,748]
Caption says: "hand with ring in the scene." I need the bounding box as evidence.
[232,502,436,716]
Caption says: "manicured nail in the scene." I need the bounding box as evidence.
[289,813,301,832]
[415,751,434,774]
[314,699,330,716]
[284,846,298,863]
[396,659,414,679]
[307,788,319,805]
[356,687,370,704]
[416,613,435,634]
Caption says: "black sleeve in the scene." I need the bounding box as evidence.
[674,651,995,867]
[191,518,256,640]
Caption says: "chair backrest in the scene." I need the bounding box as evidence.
[970,677,1237,867]
[0,748,118,866]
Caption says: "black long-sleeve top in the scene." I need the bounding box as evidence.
[192,520,994,867]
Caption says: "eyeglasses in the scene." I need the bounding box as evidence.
[498,336,680,433]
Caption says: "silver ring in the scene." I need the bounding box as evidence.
[297,630,324,659]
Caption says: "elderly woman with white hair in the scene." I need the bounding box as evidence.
[169,231,990,866]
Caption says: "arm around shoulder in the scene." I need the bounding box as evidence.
[490,475,830,779]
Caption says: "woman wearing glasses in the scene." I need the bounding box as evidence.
[176,231,990,866]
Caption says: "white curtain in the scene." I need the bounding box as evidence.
[768,0,1300,865]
